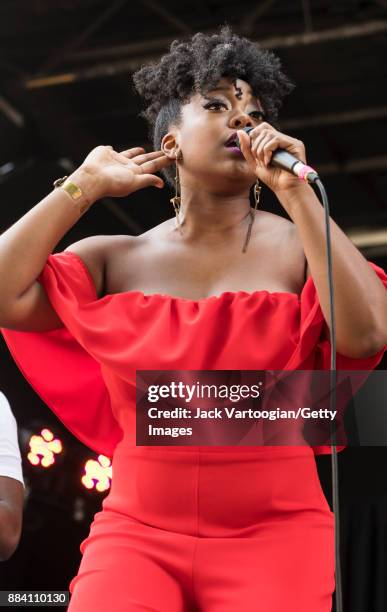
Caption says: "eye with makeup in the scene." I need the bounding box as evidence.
[203,98,266,121]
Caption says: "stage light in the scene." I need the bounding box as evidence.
[81,455,112,492]
[27,428,63,467]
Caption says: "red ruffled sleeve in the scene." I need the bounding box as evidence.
[294,261,387,455]
[0,252,123,458]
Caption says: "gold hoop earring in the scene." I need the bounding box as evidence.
[242,178,261,253]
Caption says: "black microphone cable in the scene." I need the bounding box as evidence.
[315,177,342,612]
[236,127,343,612]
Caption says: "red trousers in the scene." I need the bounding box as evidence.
[68,445,335,611]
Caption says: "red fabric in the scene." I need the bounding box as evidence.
[68,446,336,612]
[1,251,386,457]
[1,251,385,611]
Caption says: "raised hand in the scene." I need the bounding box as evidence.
[237,124,308,196]
[80,145,174,199]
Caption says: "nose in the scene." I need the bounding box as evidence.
[229,110,254,130]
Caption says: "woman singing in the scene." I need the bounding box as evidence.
[1,25,386,611]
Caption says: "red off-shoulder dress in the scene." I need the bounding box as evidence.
[1,251,386,612]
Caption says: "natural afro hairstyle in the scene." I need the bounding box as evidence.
[132,24,295,188]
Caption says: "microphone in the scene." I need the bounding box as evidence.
[236,126,320,184]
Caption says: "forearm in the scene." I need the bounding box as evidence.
[0,166,101,305]
[278,183,387,357]
[0,502,21,561]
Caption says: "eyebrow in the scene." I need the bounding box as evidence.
[211,86,254,95]
[208,86,261,106]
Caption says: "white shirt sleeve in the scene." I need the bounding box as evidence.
[0,391,25,487]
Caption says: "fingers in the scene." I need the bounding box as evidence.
[262,137,279,166]
[131,150,169,165]
[114,149,174,170]
[119,147,146,158]
[139,155,174,175]
[247,125,306,167]
[253,132,279,166]
[236,130,256,166]
[133,174,165,190]
[238,126,279,167]
[119,149,168,164]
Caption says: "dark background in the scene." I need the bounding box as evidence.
[0,1,386,610]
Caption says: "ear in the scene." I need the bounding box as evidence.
[161,132,178,159]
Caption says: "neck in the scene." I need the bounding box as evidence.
[172,182,254,246]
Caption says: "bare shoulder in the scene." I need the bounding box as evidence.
[0,235,137,332]
[258,209,295,233]
[258,211,309,285]
[254,210,302,248]
[64,234,136,298]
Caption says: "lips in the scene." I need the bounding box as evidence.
[225,132,239,148]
